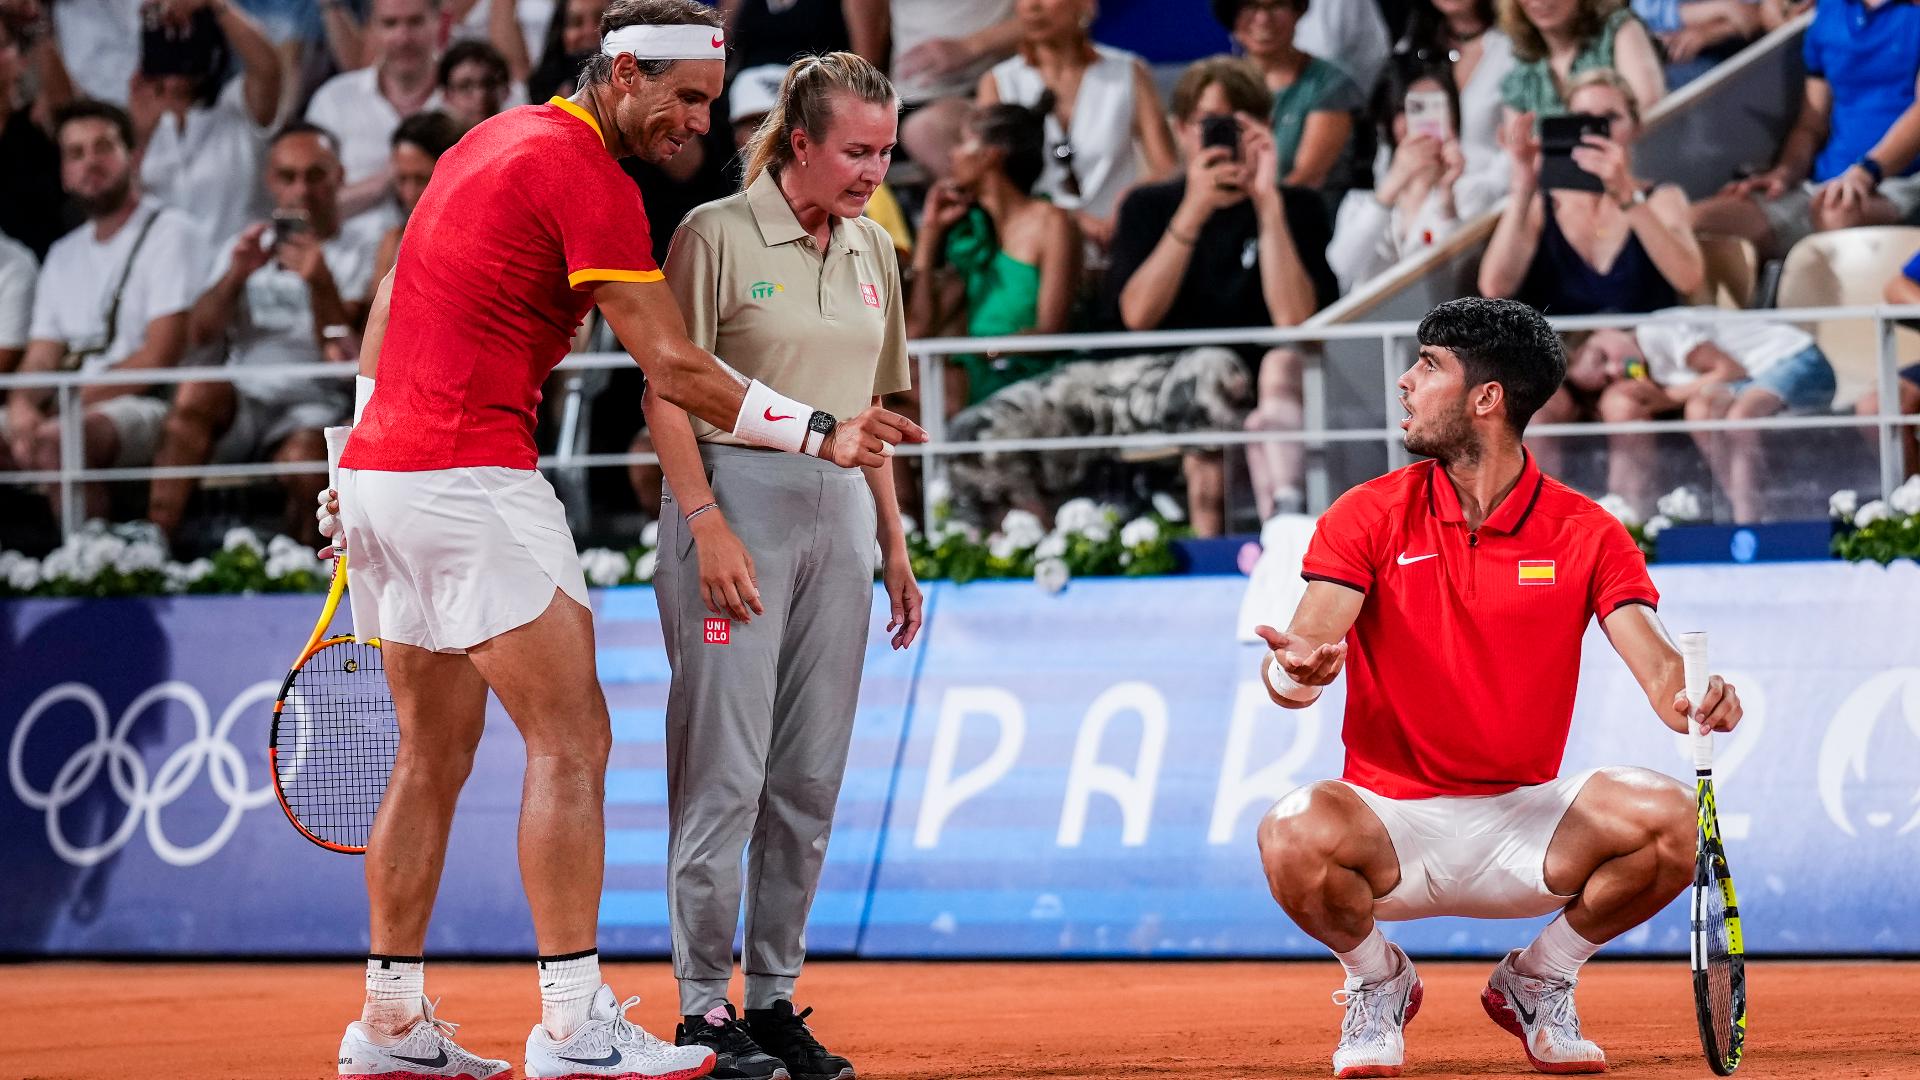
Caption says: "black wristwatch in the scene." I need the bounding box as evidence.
[803,409,836,456]
[1858,156,1885,187]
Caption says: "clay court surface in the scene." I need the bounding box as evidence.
[4,959,1907,1079]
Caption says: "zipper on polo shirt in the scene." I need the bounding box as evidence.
[1466,530,1479,596]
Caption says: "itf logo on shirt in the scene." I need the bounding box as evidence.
[704,618,731,644]
[860,282,880,308]
[749,281,785,300]
[1517,560,1557,586]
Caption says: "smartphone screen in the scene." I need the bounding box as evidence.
[1404,90,1452,143]
[1200,114,1240,160]
[1539,113,1610,192]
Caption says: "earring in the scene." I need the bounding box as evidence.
[802,158,808,166]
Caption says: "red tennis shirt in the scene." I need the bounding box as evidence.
[342,97,661,472]
[1299,453,1658,799]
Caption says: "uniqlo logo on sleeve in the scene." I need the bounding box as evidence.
[860,283,880,308]
[704,618,730,644]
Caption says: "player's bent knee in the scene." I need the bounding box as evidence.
[1258,782,1360,867]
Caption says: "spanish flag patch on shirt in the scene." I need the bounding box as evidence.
[1518,560,1557,585]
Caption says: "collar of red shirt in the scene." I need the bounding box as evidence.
[1425,449,1547,535]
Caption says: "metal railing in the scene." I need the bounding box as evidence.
[3,304,1917,538]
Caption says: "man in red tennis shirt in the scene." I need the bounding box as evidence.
[1252,299,1743,1079]
[319,3,924,1079]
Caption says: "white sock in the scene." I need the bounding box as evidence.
[362,956,425,1036]
[1334,927,1399,985]
[538,950,601,1041]
[1515,914,1601,983]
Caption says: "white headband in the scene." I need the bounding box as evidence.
[600,23,726,61]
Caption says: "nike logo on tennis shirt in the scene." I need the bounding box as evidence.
[559,1049,623,1067]
[1396,552,1438,565]
[391,1049,449,1068]
[763,407,795,422]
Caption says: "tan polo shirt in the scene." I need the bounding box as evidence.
[665,169,913,446]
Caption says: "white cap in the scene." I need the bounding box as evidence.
[729,63,787,125]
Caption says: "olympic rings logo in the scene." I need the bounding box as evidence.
[7,680,281,867]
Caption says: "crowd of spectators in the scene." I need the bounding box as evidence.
[1,0,1916,550]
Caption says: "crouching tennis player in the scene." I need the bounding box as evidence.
[1253,298,1741,1078]
[317,3,923,1079]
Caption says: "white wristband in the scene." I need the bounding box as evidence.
[733,378,812,454]
[1265,657,1323,703]
[802,427,827,456]
[353,375,375,424]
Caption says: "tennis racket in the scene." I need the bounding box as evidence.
[1681,632,1746,1075]
[268,427,397,854]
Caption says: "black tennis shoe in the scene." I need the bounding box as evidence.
[677,1004,790,1080]
[744,1001,853,1080]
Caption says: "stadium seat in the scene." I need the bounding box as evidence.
[1692,233,1759,309]
[1775,226,1920,407]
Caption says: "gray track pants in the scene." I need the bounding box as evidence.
[656,443,877,1015]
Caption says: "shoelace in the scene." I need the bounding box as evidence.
[1537,979,1585,1040]
[1331,979,1398,1042]
[701,1016,767,1055]
[609,996,673,1051]
[420,997,462,1042]
[764,1007,830,1058]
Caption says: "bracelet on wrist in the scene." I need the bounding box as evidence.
[684,501,719,524]
[1858,156,1885,187]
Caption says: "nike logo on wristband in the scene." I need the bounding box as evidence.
[764,407,795,422]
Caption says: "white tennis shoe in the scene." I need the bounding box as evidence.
[1482,950,1608,1074]
[525,984,716,1080]
[338,997,512,1079]
[1330,941,1423,1079]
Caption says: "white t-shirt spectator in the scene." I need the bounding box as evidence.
[28,198,209,372]
[890,0,1013,104]
[453,0,555,68]
[1635,309,1819,387]
[305,66,444,202]
[141,78,274,245]
[206,214,385,405]
[54,0,141,105]
[0,235,36,351]
[1457,30,1517,205]
[1327,188,1465,293]
[990,43,1143,220]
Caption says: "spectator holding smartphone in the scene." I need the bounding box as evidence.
[1329,62,1495,291]
[148,122,383,542]
[1479,68,1701,314]
[132,0,285,244]
[1396,0,1517,192]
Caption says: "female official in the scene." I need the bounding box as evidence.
[643,51,918,1080]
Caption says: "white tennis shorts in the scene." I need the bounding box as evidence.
[1340,768,1603,921]
[337,466,590,653]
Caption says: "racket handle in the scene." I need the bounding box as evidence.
[323,425,351,494]
[1679,631,1711,769]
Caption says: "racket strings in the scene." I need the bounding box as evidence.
[275,641,397,849]
[1698,854,1742,1064]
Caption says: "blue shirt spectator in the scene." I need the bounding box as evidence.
[1806,0,1920,181]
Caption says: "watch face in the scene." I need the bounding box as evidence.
[808,410,836,434]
